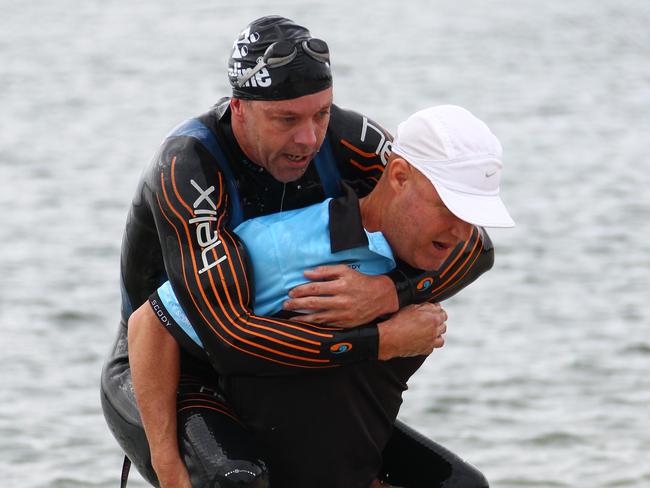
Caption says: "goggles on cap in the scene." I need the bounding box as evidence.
[237,38,330,88]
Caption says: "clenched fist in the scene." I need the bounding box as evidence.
[377,303,448,360]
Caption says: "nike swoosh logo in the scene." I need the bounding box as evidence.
[485,170,498,177]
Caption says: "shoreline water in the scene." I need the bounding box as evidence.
[1,1,649,486]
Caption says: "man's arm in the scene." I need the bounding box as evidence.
[134,293,447,368]
[388,226,495,306]
[284,226,494,326]
[128,306,192,488]
[283,267,398,327]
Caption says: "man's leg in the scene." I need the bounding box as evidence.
[379,419,489,488]
[100,325,269,487]
[225,358,426,488]
[175,374,269,487]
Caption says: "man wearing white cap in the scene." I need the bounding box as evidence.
[131,104,514,487]
[386,104,514,230]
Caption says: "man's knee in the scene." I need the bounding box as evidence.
[178,403,270,487]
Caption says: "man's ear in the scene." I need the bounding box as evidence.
[387,157,412,193]
[230,98,246,120]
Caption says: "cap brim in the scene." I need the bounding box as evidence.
[433,183,515,228]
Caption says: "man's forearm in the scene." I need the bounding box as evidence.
[387,227,494,307]
[128,306,190,487]
[283,267,399,327]
[150,283,381,374]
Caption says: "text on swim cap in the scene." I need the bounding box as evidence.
[229,62,272,88]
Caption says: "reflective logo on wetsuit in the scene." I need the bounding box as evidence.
[360,116,392,166]
[417,278,433,291]
[190,180,228,274]
[150,299,170,326]
[330,342,352,354]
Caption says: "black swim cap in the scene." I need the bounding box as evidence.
[228,16,333,100]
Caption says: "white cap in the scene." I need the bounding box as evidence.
[391,105,515,228]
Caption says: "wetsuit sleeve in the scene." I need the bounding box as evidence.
[388,226,494,306]
[146,135,378,376]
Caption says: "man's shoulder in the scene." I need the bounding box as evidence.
[329,104,390,137]
[155,97,232,170]
[164,98,230,142]
[328,104,392,166]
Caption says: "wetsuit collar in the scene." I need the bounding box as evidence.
[328,183,369,253]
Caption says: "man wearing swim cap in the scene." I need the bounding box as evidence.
[100,16,506,488]
[137,104,514,487]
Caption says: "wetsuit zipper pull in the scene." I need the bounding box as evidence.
[280,183,286,212]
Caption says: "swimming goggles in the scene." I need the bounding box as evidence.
[237,38,330,88]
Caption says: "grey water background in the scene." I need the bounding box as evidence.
[1,0,649,486]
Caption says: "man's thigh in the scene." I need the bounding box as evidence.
[175,375,269,487]
[226,361,419,488]
[100,326,269,487]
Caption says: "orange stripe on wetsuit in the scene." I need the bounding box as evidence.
[158,166,336,367]
[166,160,338,349]
[167,158,337,341]
[429,228,485,301]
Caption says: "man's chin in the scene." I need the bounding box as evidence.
[275,164,310,183]
[416,255,449,272]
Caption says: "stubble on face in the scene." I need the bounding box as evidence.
[383,167,472,271]
[236,89,333,183]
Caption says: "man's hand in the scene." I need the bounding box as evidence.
[283,265,399,327]
[377,303,448,360]
[152,454,192,488]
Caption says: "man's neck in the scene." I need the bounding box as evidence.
[230,115,259,164]
[358,191,382,233]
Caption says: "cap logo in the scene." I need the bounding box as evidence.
[485,169,498,178]
[228,62,272,88]
[231,27,260,59]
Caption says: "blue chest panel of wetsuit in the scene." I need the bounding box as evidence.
[157,199,396,348]
[235,198,395,316]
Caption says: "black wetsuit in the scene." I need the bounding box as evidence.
[101,98,491,488]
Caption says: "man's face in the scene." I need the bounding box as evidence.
[383,165,473,271]
[233,88,333,183]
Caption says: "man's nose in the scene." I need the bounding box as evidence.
[293,121,318,147]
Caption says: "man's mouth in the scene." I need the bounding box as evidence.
[432,241,451,251]
[286,153,308,162]
[284,153,313,168]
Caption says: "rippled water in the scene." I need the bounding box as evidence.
[2,1,649,486]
